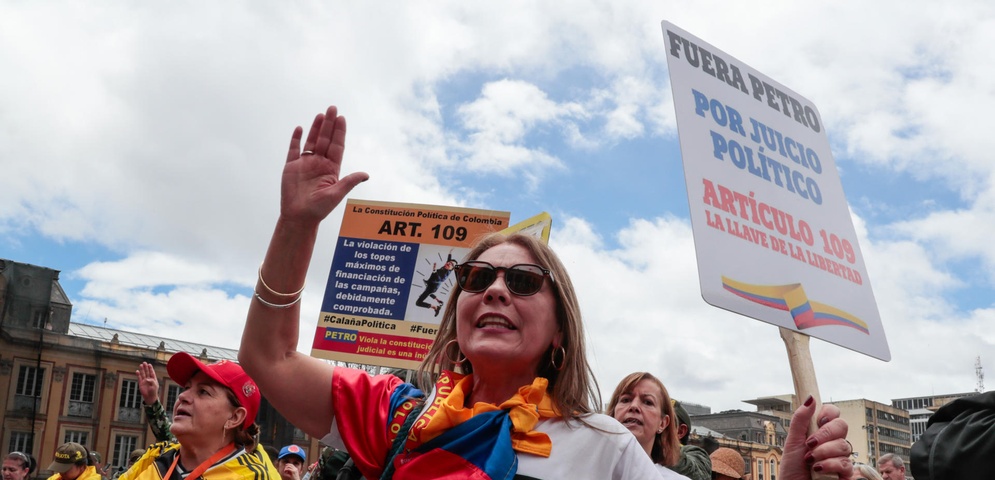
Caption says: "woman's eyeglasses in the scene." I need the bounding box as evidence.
[456,261,554,296]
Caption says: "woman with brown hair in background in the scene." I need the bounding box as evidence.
[608,372,690,479]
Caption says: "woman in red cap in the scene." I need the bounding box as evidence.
[118,353,278,480]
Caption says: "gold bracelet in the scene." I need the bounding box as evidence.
[253,290,303,309]
[258,263,306,297]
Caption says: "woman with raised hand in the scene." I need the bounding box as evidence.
[239,105,855,480]
[607,372,690,479]
[137,362,175,443]
[119,353,278,480]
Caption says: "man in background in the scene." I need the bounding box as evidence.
[876,453,906,480]
[671,400,711,480]
[86,452,109,480]
[46,443,99,480]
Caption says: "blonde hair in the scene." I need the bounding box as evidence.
[416,233,600,421]
[606,372,681,466]
[855,463,883,480]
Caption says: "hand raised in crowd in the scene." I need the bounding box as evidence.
[136,362,160,406]
[280,106,369,226]
[780,396,854,480]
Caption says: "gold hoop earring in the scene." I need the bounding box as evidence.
[550,345,566,371]
[444,339,466,365]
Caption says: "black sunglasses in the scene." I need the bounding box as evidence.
[456,261,554,296]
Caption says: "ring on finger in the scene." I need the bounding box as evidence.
[844,439,853,455]
[302,150,315,155]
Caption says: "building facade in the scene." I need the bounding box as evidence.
[0,259,316,478]
[691,409,787,480]
[742,395,796,427]
[892,392,976,443]
[828,398,911,469]
[692,409,789,448]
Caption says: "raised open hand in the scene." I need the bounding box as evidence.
[281,106,369,224]
[136,362,160,406]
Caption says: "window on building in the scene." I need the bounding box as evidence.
[14,366,45,410]
[770,459,776,480]
[68,373,97,417]
[30,308,48,329]
[165,384,181,420]
[15,366,44,396]
[9,432,34,454]
[757,458,764,480]
[111,435,138,469]
[118,379,143,423]
[64,430,90,447]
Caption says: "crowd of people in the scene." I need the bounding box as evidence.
[235,105,853,479]
[14,105,987,479]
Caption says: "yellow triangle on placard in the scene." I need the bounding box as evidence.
[501,212,552,244]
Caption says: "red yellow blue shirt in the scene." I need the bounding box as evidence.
[324,368,663,479]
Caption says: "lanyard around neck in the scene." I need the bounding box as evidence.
[163,443,237,480]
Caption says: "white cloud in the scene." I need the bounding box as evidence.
[448,79,575,179]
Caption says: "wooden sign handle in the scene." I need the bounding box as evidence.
[780,327,837,480]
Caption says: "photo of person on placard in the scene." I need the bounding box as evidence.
[411,248,457,319]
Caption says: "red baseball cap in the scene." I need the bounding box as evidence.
[167,352,259,430]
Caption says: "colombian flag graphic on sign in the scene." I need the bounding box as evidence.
[721,276,869,334]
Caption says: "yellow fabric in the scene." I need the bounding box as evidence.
[47,466,102,480]
[117,443,278,480]
[418,375,561,457]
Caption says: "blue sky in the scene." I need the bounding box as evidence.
[2,1,994,420]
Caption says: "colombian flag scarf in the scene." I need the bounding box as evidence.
[386,371,561,479]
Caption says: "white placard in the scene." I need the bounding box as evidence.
[662,21,890,361]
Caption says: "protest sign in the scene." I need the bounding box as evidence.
[662,21,889,362]
[311,199,510,369]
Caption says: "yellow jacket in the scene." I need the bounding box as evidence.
[47,466,103,480]
[118,443,278,480]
